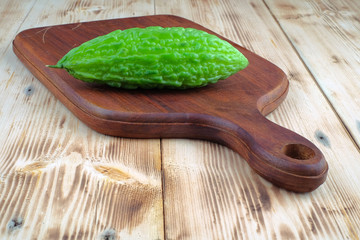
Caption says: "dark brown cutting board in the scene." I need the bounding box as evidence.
[13,15,327,192]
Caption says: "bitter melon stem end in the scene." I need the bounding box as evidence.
[46,64,62,69]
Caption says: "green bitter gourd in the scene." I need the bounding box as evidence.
[48,26,249,89]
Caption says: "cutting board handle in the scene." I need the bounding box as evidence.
[226,110,328,192]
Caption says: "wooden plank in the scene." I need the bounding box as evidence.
[265,0,360,146]
[0,0,37,56]
[0,0,37,93]
[0,0,164,239]
[156,0,360,239]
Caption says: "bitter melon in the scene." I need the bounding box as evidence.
[48,26,249,89]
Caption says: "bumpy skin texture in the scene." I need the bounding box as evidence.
[49,26,249,89]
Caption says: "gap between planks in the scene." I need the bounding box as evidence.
[160,138,166,240]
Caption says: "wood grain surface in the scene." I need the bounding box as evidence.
[1,0,360,239]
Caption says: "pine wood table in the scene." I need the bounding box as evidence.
[1,0,359,239]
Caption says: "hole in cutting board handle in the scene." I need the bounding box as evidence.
[281,143,315,160]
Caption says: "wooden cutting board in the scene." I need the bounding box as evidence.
[12,15,328,192]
